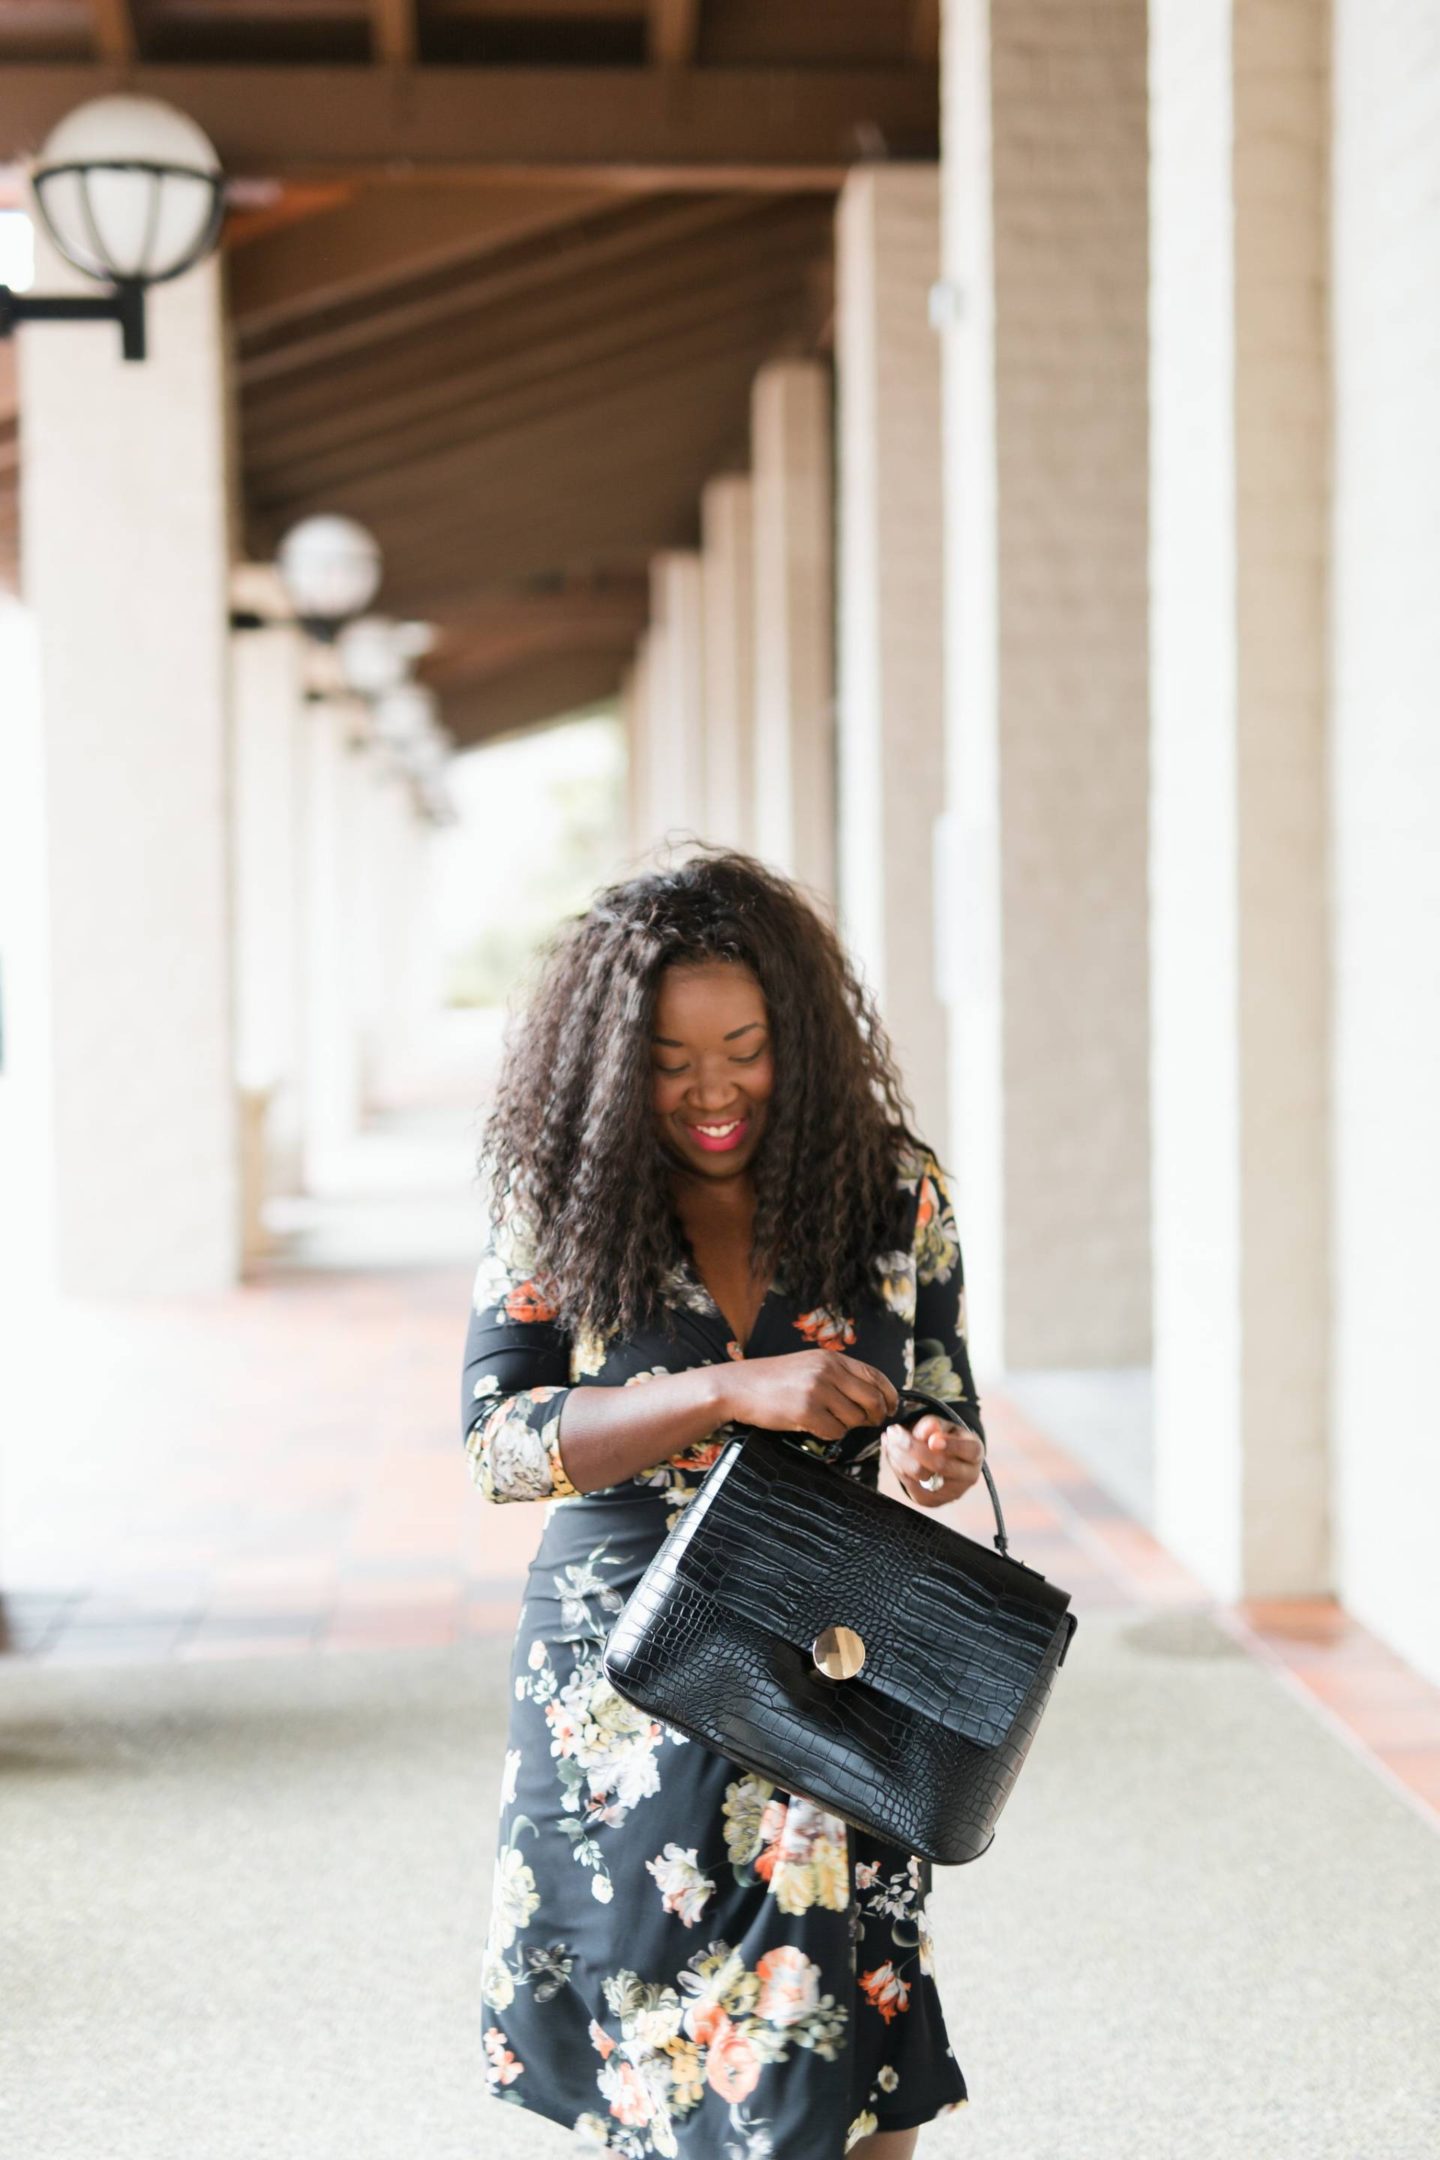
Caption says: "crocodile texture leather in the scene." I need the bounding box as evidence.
[603,1426,1078,1866]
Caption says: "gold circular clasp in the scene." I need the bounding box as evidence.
[811,1624,866,1680]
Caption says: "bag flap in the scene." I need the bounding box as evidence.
[669,1435,1071,1751]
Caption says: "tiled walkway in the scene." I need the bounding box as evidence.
[2,1103,1436,1833]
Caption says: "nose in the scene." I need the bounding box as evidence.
[686,1061,741,1111]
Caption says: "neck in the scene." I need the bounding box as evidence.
[670,1167,756,1228]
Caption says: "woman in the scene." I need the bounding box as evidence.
[460,849,987,2160]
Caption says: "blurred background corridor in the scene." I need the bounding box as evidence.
[1,3,1438,2156]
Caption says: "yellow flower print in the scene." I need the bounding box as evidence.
[846,2111,878,2149]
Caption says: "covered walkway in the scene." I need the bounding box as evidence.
[3,1069,1439,2154]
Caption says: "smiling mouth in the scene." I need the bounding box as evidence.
[685,1117,750,1153]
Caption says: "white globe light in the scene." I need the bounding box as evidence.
[277,515,382,626]
[31,96,224,286]
[374,681,439,747]
[337,616,409,699]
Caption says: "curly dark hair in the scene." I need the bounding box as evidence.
[480,847,926,1339]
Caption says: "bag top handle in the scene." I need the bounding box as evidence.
[892,1385,1009,1556]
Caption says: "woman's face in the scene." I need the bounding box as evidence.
[650,957,774,1181]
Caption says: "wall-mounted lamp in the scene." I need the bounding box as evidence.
[0,96,225,363]
[277,514,383,642]
[336,615,434,700]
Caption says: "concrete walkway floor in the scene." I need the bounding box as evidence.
[2,1611,1437,2160]
[2,1073,1437,2158]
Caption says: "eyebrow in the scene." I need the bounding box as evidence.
[651,1021,765,1048]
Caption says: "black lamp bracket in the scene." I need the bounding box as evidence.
[0,280,146,361]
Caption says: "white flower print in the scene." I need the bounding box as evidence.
[646,1844,717,1927]
[500,1748,521,1807]
[491,1842,541,1951]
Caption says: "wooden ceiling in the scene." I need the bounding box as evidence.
[0,1,938,746]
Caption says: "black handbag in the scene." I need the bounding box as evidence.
[602,1386,1078,1866]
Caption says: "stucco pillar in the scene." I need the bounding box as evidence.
[835,165,948,1155]
[646,550,707,848]
[17,231,238,1294]
[1149,0,1330,1596]
[1329,0,1440,1683]
[299,697,365,1183]
[699,475,755,854]
[939,0,1151,1385]
[230,608,308,1230]
[750,361,835,903]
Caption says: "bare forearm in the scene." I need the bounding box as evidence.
[555,1365,736,1494]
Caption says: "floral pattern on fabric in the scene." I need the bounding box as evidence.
[461,1143,983,2158]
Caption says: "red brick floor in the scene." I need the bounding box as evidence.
[2,1252,1437,1830]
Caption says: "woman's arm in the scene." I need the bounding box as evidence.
[462,1220,898,1502]
[882,1150,987,1509]
[555,1351,898,1496]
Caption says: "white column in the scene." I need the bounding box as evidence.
[17,233,238,1294]
[230,613,308,1228]
[1150,0,1329,1596]
[939,0,1151,1383]
[836,165,948,1154]
[1329,0,1437,1675]
[646,550,707,848]
[700,475,755,854]
[0,599,57,1300]
[625,633,656,857]
[750,361,835,903]
[299,698,365,1182]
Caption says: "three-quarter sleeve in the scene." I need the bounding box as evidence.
[911,1149,987,1446]
[460,1216,580,1503]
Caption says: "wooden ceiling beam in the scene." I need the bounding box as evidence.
[242,199,825,467]
[909,0,941,64]
[238,192,769,391]
[426,582,649,686]
[250,343,763,599]
[251,277,809,525]
[440,650,626,751]
[0,66,937,177]
[263,344,785,603]
[648,0,700,67]
[371,0,419,66]
[247,248,814,493]
[228,181,608,334]
[87,1,136,65]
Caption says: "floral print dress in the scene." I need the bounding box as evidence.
[460,1143,987,2160]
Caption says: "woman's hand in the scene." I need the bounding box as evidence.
[718,1351,898,1442]
[882,1413,985,1508]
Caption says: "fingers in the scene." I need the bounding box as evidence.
[881,1417,985,1506]
[909,1412,984,1465]
[830,1355,900,1424]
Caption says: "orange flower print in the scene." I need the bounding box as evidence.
[588,2018,615,2060]
[704,2015,763,2103]
[795,1307,857,1351]
[504,1278,558,1324]
[859,1963,911,2023]
[483,2027,523,2085]
[602,2058,652,2127]
[685,1997,730,2048]
[916,1175,937,1229]
[755,1946,821,2027]
[751,1796,789,1883]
